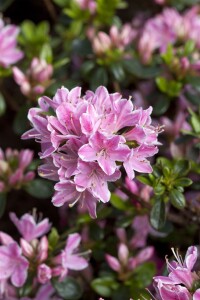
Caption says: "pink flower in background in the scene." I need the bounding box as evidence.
[37,264,52,284]
[106,242,154,276]
[53,233,88,278]
[10,212,51,242]
[75,0,96,14]
[154,0,167,4]
[0,19,23,68]
[138,6,200,63]
[0,148,35,193]
[22,86,160,217]
[13,58,53,99]
[91,24,136,56]
[0,242,29,287]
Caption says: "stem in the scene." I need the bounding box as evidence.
[43,0,57,22]
[113,81,121,93]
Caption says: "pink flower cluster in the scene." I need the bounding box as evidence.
[22,86,160,217]
[0,212,88,298]
[91,24,136,56]
[139,6,200,63]
[13,58,53,99]
[0,18,23,68]
[106,243,153,278]
[154,246,200,300]
[105,222,154,280]
[0,148,35,193]
[75,0,96,14]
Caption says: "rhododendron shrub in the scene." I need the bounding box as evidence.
[1,0,200,299]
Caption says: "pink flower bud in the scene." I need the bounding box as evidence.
[20,238,34,258]
[37,263,52,284]
[118,243,129,265]
[105,254,121,272]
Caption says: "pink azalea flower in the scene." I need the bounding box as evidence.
[0,242,29,287]
[13,58,53,99]
[23,86,160,216]
[0,148,35,193]
[154,246,200,300]
[52,180,98,218]
[0,19,23,68]
[74,161,121,202]
[10,212,51,242]
[106,242,153,274]
[53,233,88,278]
[124,145,157,180]
[91,24,135,56]
[79,131,129,176]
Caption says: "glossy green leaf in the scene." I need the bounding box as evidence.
[13,105,31,135]
[123,59,160,79]
[53,277,83,300]
[110,194,131,211]
[170,189,186,209]
[48,227,59,250]
[90,68,108,90]
[91,277,118,297]
[137,175,152,186]
[173,160,190,176]
[24,179,54,199]
[150,200,166,230]
[174,178,193,187]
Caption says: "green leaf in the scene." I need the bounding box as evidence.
[110,63,125,82]
[173,160,190,176]
[24,179,53,199]
[154,183,166,196]
[116,215,134,228]
[53,0,69,7]
[123,59,160,79]
[40,43,53,63]
[13,105,31,135]
[112,286,131,300]
[161,44,173,65]
[137,175,152,186]
[174,178,193,187]
[0,93,6,117]
[184,40,195,56]
[189,108,200,134]
[134,262,156,288]
[110,194,131,211]
[156,77,182,97]
[48,227,59,250]
[185,76,200,88]
[53,277,83,300]
[170,189,186,209]
[184,90,200,106]
[0,193,6,218]
[53,57,69,69]
[90,68,108,90]
[152,93,170,116]
[0,0,14,11]
[81,61,95,77]
[72,39,92,57]
[91,277,118,297]
[150,200,166,230]
[20,21,36,41]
